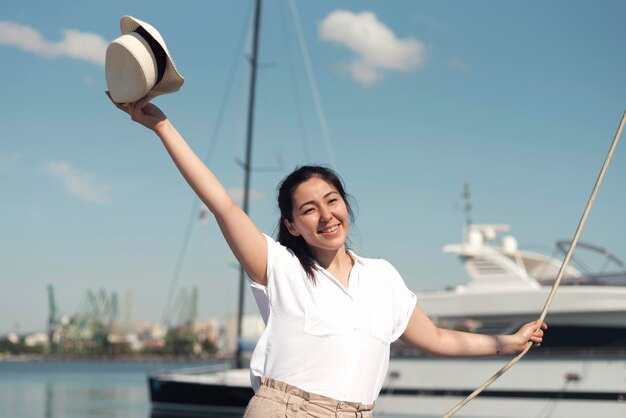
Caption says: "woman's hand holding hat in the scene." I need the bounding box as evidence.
[106,92,167,132]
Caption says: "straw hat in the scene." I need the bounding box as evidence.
[105,16,184,103]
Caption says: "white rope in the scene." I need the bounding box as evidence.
[442,109,626,417]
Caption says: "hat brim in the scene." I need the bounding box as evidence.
[119,16,184,98]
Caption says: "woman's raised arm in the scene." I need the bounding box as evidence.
[108,93,268,285]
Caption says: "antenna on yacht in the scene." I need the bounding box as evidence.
[461,182,472,227]
[460,183,472,244]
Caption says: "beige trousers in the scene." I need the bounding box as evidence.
[243,377,375,418]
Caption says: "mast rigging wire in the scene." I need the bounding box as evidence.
[278,0,311,162]
[160,4,254,325]
[443,108,626,417]
[288,0,338,169]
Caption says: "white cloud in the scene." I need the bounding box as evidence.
[349,60,379,84]
[44,162,111,204]
[319,10,426,85]
[226,188,265,204]
[0,20,107,66]
[449,56,470,73]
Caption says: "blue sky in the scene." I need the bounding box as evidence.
[1,0,625,334]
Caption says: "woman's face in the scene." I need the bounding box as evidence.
[284,176,350,256]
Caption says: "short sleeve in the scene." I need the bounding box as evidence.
[387,262,417,342]
[246,234,278,324]
[248,279,269,324]
[247,234,299,324]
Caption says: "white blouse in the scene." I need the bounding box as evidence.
[247,234,417,404]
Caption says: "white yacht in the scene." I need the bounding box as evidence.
[149,224,626,417]
[376,224,626,417]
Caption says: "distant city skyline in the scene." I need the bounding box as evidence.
[1,1,625,334]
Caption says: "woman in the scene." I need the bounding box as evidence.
[108,94,547,418]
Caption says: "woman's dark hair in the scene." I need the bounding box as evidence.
[276,165,354,281]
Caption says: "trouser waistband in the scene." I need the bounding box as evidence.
[257,377,375,417]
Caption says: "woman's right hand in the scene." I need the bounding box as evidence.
[106,91,167,132]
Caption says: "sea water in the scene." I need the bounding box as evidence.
[0,360,166,418]
[0,360,416,418]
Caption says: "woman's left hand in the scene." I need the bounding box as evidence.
[501,320,548,354]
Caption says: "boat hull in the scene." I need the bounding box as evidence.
[149,354,626,418]
[149,375,252,416]
[376,355,626,417]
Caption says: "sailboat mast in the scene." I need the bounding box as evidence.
[236,0,262,369]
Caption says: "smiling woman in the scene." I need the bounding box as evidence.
[108,86,546,417]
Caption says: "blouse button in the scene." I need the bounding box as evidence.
[339,401,346,408]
